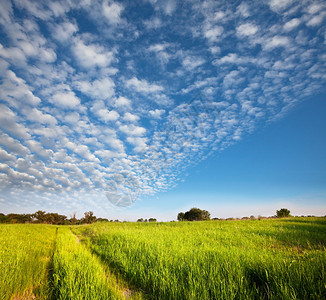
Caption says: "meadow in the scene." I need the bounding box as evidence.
[0,217,325,299]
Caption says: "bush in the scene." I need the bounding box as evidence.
[177,208,210,221]
[276,208,291,218]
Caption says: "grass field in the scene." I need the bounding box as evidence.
[0,217,325,299]
[0,224,57,299]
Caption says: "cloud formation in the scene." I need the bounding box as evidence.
[0,0,325,210]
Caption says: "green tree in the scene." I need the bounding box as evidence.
[177,212,185,221]
[276,208,291,218]
[70,212,77,225]
[180,208,210,221]
[83,211,96,224]
[34,210,47,223]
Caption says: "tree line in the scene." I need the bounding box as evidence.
[0,207,295,224]
[0,211,106,225]
[177,207,292,221]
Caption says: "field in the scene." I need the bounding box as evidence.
[0,217,325,299]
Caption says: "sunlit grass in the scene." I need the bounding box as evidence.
[1,218,325,299]
[75,217,326,300]
[52,227,145,299]
[0,224,57,300]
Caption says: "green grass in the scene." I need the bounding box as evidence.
[1,218,325,299]
[0,224,57,300]
[74,217,326,300]
[52,227,122,299]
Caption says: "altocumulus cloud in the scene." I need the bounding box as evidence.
[0,0,325,210]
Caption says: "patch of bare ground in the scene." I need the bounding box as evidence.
[11,290,36,300]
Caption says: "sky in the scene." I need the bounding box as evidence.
[0,0,325,220]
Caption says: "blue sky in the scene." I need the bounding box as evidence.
[0,0,325,220]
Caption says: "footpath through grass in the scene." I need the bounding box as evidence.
[52,227,143,300]
[74,217,326,300]
[0,224,143,300]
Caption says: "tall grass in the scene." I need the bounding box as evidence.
[0,224,57,300]
[52,227,122,300]
[75,218,326,300]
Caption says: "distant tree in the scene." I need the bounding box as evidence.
[276,208,291,218]
[137,218,144,222]
[0,213,10,223]
[148,218,157,222]
[83,211,96,224]
[178,208,210,221]
[70,212,77,225]
[96,218,109,222]
[34,210,47,223]
[177,212,185,221]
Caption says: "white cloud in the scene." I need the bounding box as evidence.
[0,0,13,24]
[0,105,30,139]
[0,45,26,63]
[102,0,124,25]
[52,21,78,41]
[307,12,326,27]
[214,53,254,65]
[126,77,164,93]
[104,135,125,151]
[283,18,301,31]
[0,133,30,156]
[237,2,250,18]
[51,91,81,108]
[143,17,162,29]
[306,4,324,15]
[12,0,52,20]
[163,0,176,16]
[94,149,125,159]
[182,56,205,70]
[269,0,294,12]
[39,47,57,63]
[73,144,99,162]
[120,124,146,136]
[32,126,63,139]
[0,70,41,107]
[23,108,57,125]
[97,108,120,122]
[0,148,16,162]
[75,77,115,100]
[123,112,139,122]
[204,26,224,42]
[223,70,241,88]
[73,39,115,68]
[210,46,221,55]
[148,43,171,65]
[148,43,168,52]
[149,109,165,119]
[25,140,53,159]
[115,96,131,108]
[264,36,290,49]
[236,23,258,36]
[64,112,80,125]
[48,2,71,17]
[126,136,147,152]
